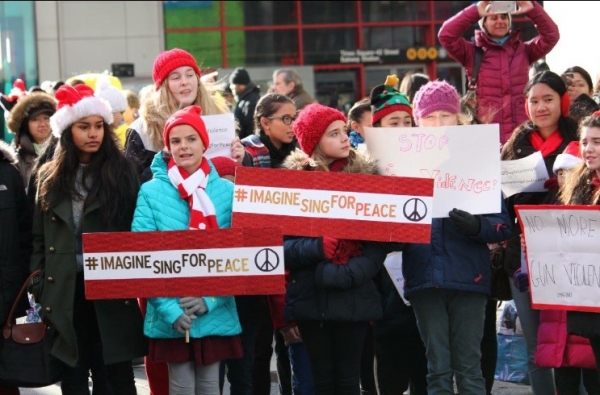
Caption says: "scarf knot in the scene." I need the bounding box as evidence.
[167,158,218,230]
[528,130,564,158]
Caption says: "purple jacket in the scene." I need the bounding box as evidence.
[438,2,560,145]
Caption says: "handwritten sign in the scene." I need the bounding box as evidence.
[364,124,501,217]
[383,252,410,306]
[203,113,236,159]
[82,227,284,299]
[515,205,600,312]
[501,152,550,197]
[232,167,434,243]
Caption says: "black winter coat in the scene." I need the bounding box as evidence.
[0,141,32,325]
[233,83,260,140]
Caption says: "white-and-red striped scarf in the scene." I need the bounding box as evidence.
[167,157,218,230]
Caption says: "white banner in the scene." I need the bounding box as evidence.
[364,124,501,217]
[84,246,284,280]
[501,152,550,197]
[203,113,236,159]
[517,206,600,312]
[232,185,433,224]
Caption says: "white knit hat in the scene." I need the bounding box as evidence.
[94,76,127,113]
[553,141,582,174]
[50,84,113,138]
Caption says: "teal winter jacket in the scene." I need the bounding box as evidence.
[132,152,241,339]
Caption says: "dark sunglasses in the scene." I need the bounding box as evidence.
[267,115,296,125]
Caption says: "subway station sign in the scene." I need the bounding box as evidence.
[339,47,447,64]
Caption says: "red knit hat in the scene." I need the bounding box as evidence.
[210,156,239,178]
[553,141,582,174]
[50,84,113,137]
[163,105,208,150]
[152,48,201,89]
[293,103,347,156]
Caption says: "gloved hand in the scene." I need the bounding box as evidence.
[544,177,558,191]
[513,268,529,293]
[322,237,339,260]
[173,313,193,335]
[331,240,363,265]
[179,297,207,316]
[448,208,481,236]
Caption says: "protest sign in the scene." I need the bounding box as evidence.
[515,205,600,312]
[364,124,501,217]
[232,167,434,243]
[82,227,284,299]
[203,113,235,159]
[501,152,550,197]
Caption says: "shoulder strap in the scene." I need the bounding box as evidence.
[4,270,42,334]
[469,39,484,90]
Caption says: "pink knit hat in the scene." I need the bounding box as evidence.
[293,103,347,157]
[412,80,461,124]
[152,48,201,89]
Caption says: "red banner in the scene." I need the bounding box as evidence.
[82,227,284,299]
[232,167,433,243]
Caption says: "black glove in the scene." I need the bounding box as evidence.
[448,208,481,236]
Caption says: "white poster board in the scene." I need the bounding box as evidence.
[203,113,236,159]
[501,152,550,198]
[516,205,600,312]
[364,124,501,217]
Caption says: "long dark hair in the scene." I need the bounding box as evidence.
[501,71,579,160]
[560,114,600,205]
[37,123,139,229]
[253,93,295,134]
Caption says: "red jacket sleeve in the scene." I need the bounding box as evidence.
[523,1,560,63]
[438,4,480,68]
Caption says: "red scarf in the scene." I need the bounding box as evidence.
[167,157,218,230]
[329,158,348,172]
[592,173,600,189]
[528,130,564,158]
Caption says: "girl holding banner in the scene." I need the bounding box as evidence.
[282,102,388,395]
[560,112,600,382]
[30,84,147,394]
[132,105,242,395]
[501,70,579,394]
[401,80,512,395]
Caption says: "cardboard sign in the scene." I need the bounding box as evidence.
[515,205,600,312]
[501,152,550,197]
[203,113,236,159]
[232,167,434,243]
[82,227,284,299]
[364,124,501,217]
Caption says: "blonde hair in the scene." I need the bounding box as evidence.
[309,144,333,171]
[139,76,229,151]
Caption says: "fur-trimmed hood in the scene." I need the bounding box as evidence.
[6,92,56,138]
[0,140,18,165]
[282,148,379,175]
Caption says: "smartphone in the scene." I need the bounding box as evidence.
[488,1,517,14]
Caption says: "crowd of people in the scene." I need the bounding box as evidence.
[2,1,600,395]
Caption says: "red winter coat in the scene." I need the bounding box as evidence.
[535,309,596,369]
[438,2,560,145]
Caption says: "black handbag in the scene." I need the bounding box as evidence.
[0,270,63,387]
[490,244,513,301]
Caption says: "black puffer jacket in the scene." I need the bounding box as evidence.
[0,140,32,325]
[233,83,260,140]
[282,149,387,323]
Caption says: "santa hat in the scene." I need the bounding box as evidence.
[370,75,412,126]
[163,105,208,150]
[94,76,127,113]
[50,84,113,138]
[553,141,582,173]
[293,103,347,157]
[152,48,201,90]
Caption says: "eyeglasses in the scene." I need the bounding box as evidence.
[267,115,296,125]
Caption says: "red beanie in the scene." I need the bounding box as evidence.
[163,105,209,150]
[152,48,201,89]
[293,103,347,156]
[210,156,239,178]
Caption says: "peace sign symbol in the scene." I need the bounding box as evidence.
[403,198,428,222]
[255,248,280,272]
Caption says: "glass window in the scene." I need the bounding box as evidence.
[363,26,427,49]
[314,70,358,111]
[302,1,356,24]
[303,28,357,65]
[226,1,297,27]
[163,1,220,28]
[165,32,223,69]
[226,30,299,67]
[434,1,473,21]
[361,1,429,22]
